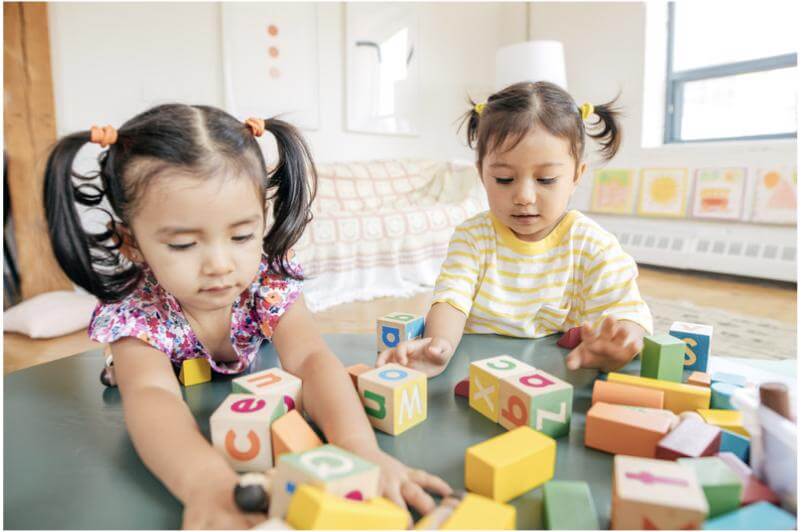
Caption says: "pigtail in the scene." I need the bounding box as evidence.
[585,96,622,162]
[459,97,483,149]
[262,118,317,280]
[43,133,141,302]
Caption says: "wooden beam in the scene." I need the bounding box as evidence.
[4,3,73,299]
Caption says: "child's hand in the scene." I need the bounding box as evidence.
[181,473,266,530]
[376,337,453,377]
[565,316,644,372]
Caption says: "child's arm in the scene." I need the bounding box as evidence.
[111,338,264,530]
[271,295,452,516]
[375,302,467,377]
[565,316,646,372]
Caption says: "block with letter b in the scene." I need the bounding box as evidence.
[376,312,425,352]
[498,369,573,438]
[357,363,427,435]
[469,355,535,423]
[210,393,287,472]
[669,321,713,372]
[232,367,303,413]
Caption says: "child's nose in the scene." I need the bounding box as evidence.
[513,180,537,205]
[202,246,236,276]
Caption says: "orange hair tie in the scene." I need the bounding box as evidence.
[89,125,118,148]
[245,117,265,137]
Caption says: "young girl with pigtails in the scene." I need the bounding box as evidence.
[378,81,653,377]
[43,104,450,529]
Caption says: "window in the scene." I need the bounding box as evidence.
[665,2,797,143]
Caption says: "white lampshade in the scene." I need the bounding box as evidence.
[495,41,567,91]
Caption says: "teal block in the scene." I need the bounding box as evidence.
[679,457,743,517]
[703,502,796,530]
[543,481,598,529]
[719,429,750,464]
[711,382,738,410]
[712,371,746,387]
[640,334,686,382]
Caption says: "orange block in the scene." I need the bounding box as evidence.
[687,372,711,387]
[270,409,323,463]
[347,364,372,389]
[592,380,664,409]
[585,402,673,458]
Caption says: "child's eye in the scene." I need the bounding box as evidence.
[538,177,558,185]
[167,242,196,250]
[494,177,514,184]
[232,233,255,243]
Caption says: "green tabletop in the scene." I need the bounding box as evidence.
[4,333,627,529]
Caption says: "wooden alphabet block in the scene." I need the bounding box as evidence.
[702,501,796,530]
[210,393,287,472]
[376,312,425,352]
[465,426,555,502]
[711,371,746,388]
[621,405,680,429]
[232,368,303,413]
[592,379,664,409]
[468,355,535,422]
[543,481,598,529]
[697,409,749,437]
[269,444,381,519]
[717,452,780,507]
[271,409,323,463]
[678,457,743,517]
[179,357,211,386]
[346,363,372,390]
[357,363,427,435]
[286,485,408,530]
[687,371,712,387]
[454,378,469,398]
[440,493,516,530]
[718,429,750,463]
[607,372,711,413]
[640,333,686,382]
[584,402,673,458]
[655,418,721,460]
[710,382,738,410]
[498,369,573,438]
[669,321,713,372]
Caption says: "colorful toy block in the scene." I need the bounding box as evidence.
[702,501,796,530]
[655,418,721,460]
[468,355,535,422]
[357,363,427,435]
[454,378,469,398]
[711,371,746,388]
[414,495,462,530]
[376,312,425,352]
[543,481,598,529]
[611,455,709,530]
[585,402,673,457]
[498,369,573,437]
[622,405,680,429]
[440,493,516,530]
[346,364,372,389]
[269,444,380,519]
[465,426,555,502]
[678,457,743,517]
[717,452,780,507]
[719,429,750,463]
[233,367,303,413]
[669,321,713,372]
[210,394,287,472]
[697,409,749,437]
[286,485,407,529]
[640,333,686,382]
[711,382,738,410]
[271,409,323,462]
[687,371,712,387]
[179,357,211,386]
[556,326,581,349]
[607,372,711,413]
[592,379,664,409]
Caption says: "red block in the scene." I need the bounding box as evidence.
[454,378,469,398]
[717,452,780,506]
[557,327,582,349]
[655,418,721,460]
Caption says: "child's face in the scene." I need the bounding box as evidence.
[479,125,586,242]
[127,173,266,313]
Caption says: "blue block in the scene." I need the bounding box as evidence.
[669,322,712,372]
[712,371,746,387]
[719,429,750,464]
[711,382,738,410]
[703,502,796,530]
[405,316,425,339]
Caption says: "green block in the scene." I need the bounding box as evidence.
[679,457,743,517]
[640,334,686,382]
[703,502,796,530]
[543,480,598,529]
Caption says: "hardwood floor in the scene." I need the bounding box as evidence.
[4,265,796,374]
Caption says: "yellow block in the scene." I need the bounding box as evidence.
[286,485,408,530]
[465,426,555,502]
[697,409,749,437]
[607,373,710,413]
[179,358,211,386]
[442,493,516,529]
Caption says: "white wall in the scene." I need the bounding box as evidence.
[48,2,527,164]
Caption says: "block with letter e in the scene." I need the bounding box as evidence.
[498,369,573,437]
[232,367,303,413]
[376,312,425,352]
[357,363,427,435]
[469,355,535,423]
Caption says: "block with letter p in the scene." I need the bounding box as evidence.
[232,367,303,413]
[210,393,287,472]
[498,369,573,438]
[357,363,427,435]
[469,355,535,422]
[376,312,425,352]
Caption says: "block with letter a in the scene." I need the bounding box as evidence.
[498,369,573,438]
[468,355,535,423]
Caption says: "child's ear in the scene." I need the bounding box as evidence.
[574,162,588,187]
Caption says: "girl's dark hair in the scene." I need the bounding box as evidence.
[44,104,317,303]
[461,81,622,170]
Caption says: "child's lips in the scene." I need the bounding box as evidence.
[512,214,541,224]
[201,285,234,294]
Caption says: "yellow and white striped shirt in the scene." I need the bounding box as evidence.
[432,210,653,338]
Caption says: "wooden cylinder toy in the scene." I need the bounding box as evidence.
[711,382,738,410]
[592,380,665,409]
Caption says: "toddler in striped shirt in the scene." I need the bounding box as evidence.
[377,81,653,376]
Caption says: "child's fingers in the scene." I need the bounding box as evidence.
[409,469,453,497]
[600,316,617,340]
[611,325,629,346]
[579,321,596,343]
[385,484,413,527]
[425,338,452,363]
[401,480,436,515]
[375,348,395,367]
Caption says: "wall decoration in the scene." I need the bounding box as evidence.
[590,168,636,214]
[691,167,747,220]
[637,168,689,217]
[221,4,319,130]
[751,168,797,224]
